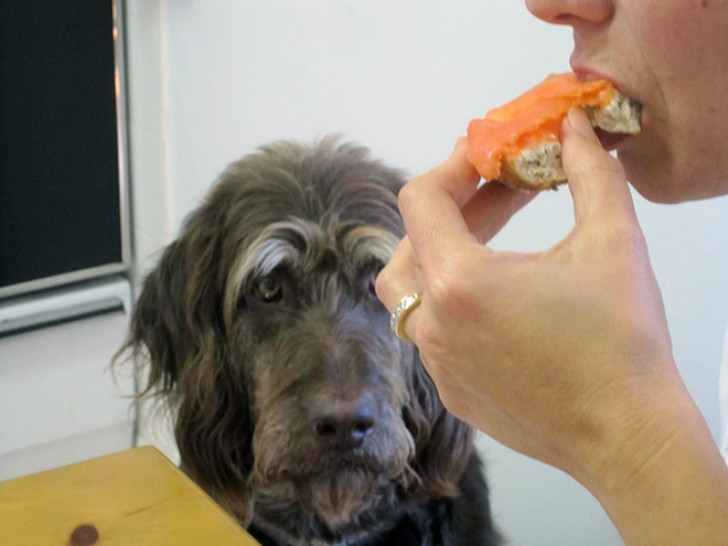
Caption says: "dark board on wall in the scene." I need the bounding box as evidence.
[0,0,129,299]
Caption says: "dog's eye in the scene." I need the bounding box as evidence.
[253,273,283,303]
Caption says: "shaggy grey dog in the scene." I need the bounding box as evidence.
[120,138,501,545]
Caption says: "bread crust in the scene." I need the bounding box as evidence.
[500,142,565,191]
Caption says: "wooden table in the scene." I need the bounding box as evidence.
[0,446,260,545]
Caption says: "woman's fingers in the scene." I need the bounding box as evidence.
[375,236,423,341]
[561,108,638,229]
[461,181,537,243]
[397,139,536,279]
[396,140,481,275]
[377,137,537,343]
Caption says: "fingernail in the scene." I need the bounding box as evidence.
[567,107,598,142]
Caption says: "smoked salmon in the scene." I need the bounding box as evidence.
[467,72,640,190]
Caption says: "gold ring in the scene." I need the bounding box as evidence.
[390,292,421,341]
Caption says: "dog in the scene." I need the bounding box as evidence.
[120,137,501,545]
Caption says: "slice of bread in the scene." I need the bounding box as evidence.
[498,92,641,191]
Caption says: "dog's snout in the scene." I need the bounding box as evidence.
[310,394,377,448]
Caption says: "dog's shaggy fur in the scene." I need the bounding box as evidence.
[120,138,501,545]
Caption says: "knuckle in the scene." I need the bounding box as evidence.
[428,261,470,307]
[397,180,419,213]
[373,267,392,301]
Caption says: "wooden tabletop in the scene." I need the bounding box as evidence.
[0,446,260,545]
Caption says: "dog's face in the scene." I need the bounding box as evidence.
[123,139,474,544]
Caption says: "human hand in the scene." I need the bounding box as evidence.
[376,108,681,485]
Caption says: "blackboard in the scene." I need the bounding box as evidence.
[0,0,129,298]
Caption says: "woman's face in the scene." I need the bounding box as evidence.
[525,0,728,203]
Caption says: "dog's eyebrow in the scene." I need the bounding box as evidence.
[341,225,400,267]
[223,221,399,330]
[242,219,326,271]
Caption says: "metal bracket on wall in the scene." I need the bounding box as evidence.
[0,276,132,339]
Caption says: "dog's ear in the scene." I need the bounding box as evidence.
[124,239,194,394]
[404,349,475,499]
[120,222,256,523]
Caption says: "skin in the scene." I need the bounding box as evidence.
[527,0,728,203]
[376,1,728,544]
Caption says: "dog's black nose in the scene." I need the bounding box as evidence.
[310,394,377,449]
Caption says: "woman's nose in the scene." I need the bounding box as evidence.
[525,0,614,25]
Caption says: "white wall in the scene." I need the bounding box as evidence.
[0,279,135,480]
[127,1,728,545]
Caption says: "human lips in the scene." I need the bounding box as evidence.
[571,67,643,151]
[570,64,639,103]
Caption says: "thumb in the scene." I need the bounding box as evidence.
[561,108,637,228]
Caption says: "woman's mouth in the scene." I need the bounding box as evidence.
[595,128,631,151]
